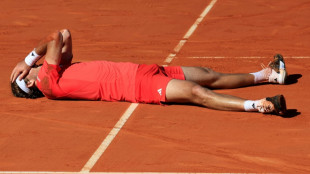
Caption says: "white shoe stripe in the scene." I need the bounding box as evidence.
[280,60,285,69]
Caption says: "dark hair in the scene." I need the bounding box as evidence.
[11,79,44,99]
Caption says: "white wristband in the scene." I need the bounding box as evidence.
[24,49,42,66]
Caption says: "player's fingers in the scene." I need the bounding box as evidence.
[12,70,23,82]
[10,71,14,82]
[10,69,19,83]
[10,66,18,82]
[13,71,22,82]
[19,71,27,81]
[11,72,19,83]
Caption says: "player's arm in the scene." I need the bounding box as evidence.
[44,29,73,65]
[10,36,49,83]
[10,29,72,82]
[32,29,72,65]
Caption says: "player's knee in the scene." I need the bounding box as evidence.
[60,28,70,34]
[191,85,211,96]
[202,67,221,83]
[60,29,71,40]
[191,85,214,103]
[191,85,205,99]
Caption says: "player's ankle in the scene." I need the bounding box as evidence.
[250,68,271,84]
[244,100,260,112]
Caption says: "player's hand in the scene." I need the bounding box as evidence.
[10,60,31,83]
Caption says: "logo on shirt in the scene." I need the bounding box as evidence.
[157,88,162,96]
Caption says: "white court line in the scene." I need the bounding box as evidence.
[186,56,310,59]
[164,0,218,64]
[0,172,211,174]
[81,103,139,172]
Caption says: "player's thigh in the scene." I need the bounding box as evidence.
[165,79,198,103]
[181,66,220,86]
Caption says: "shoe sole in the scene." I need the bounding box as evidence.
[276,55,287,84]
[278,68,287,84]
[266,95,287,115]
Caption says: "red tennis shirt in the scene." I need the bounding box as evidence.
[36,60,138,102]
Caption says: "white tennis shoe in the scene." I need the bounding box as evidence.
[261,54,287,84]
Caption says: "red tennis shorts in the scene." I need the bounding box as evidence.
[135,64,185,104]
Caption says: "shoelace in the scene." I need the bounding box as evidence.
[260,61,271,69]
[260,61,272,81]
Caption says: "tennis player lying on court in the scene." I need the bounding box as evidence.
[10,29,287,115]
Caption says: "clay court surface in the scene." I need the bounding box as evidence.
[1,0,310,173]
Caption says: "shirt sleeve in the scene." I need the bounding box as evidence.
[36,60,62,99]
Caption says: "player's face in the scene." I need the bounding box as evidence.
[25,65,41,87]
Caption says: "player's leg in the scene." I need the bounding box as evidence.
[181,54,287,89]
[59,29,73,64]
[166,79,245,111]
[182,67,256,89]
[165,79,287,115]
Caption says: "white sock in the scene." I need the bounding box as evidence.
[250,69,268,84]
[244,100,261,112]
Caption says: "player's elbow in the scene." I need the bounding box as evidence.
[46,30,63,44]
